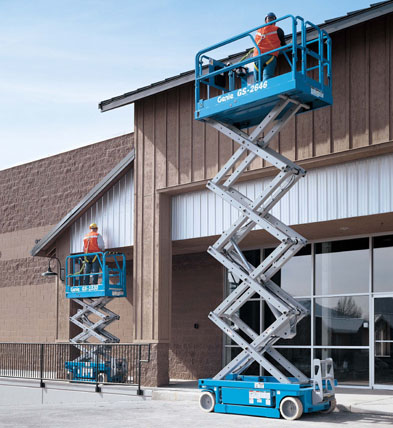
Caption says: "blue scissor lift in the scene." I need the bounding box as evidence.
[195,16,336,420]
[64,252,128,383]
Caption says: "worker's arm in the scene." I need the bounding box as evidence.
[277,28,285,47]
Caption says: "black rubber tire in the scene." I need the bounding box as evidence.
[199,391,216,412]
[280,396,304,421]
[321,398,337,414]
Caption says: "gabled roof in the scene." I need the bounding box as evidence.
[99,0,393,112]
[31,149,135,257]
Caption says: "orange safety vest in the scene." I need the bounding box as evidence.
[83,231,102,253]
[253,24,281,57]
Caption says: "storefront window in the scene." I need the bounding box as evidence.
[224,250,261,346]
[373,235,393,293]
[315,296,369,346]
[220,235,393,389]
[374,297,393,385]
[264,245,312,297]
[269,348,311,378]
[315,348,369,386]
[315,238,369,295]
[264,299,311,346]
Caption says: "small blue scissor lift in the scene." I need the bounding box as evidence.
[64,252,128,383]
[195,16,336,420]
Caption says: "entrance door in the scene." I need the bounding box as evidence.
[374,297,393,387]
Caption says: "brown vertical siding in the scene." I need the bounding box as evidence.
[390,14,393,141]
[332,30,350,153]
[134,99,172,344]
[369,16,390,145]
[296,111,313,160]
[155,92,167,190]
[166,88,180,187]
[179,85,192,184]
[349,23,369,149]
[192,111,205,182]
[134,17,393,192]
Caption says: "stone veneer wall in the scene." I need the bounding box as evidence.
[0,134,133,342]
[169,252,223,380]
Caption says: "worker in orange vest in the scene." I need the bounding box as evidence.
[253,12,286,81]
[83,223,105,285]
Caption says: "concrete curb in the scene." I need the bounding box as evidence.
[337,403,393,417]
[150,389,199,402]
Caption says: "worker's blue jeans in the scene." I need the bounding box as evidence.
[254,54,277,81]
[84,256,100,285]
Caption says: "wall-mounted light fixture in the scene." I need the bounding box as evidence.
[42,256,65,282]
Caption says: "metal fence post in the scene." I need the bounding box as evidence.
[39,344,45,388]
[95,345,101,393]
[137,345,142,396]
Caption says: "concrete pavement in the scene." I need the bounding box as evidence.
[1,399,393,428]
[1,379,393,427]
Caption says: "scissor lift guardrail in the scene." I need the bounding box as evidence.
[195,15,336,420]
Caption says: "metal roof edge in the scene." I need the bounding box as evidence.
[319,1,393,34]
[99,73,195,112]
[31,149,135,257]
[99,1,393,113]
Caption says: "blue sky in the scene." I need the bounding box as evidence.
[0,0,377,170]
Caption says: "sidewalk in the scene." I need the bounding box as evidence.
[335,388,393,416]
[148,381,393,416]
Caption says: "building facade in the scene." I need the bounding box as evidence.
[2,2,393,389]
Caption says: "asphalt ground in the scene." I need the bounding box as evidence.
[1,399,393,428]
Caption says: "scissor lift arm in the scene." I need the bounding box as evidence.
[196,15,336,420]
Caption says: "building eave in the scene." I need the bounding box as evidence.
[31,149,135,257]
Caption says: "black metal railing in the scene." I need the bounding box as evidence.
[0,343,150,395]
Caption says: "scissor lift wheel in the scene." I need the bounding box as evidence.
[320,398,336,414]
[199,391,216,412]
[280,397,303,421]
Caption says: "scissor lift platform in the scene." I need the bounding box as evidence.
[196,71,331,128]
[195,15,336,421]
[195,15,332,129]
[65,252,126,299]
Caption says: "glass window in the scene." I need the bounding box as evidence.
[315,349,369,386]
[315,238,369,295]
[315,296,369,346]
[264,245,312,297]
[224,250,261,345]
[374,297,393,385]
[373,235,393,293]
[268,348,311,379]
[223,346,260,376]
[264,299,311,346]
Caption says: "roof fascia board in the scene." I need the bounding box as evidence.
[31,149,135,257]
[100,73,195,112]
[99,2,393,113]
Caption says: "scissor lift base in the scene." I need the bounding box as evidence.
[199,376,335,420]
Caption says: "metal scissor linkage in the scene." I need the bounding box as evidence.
[70,297,120,344]
[206,96,312,384]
